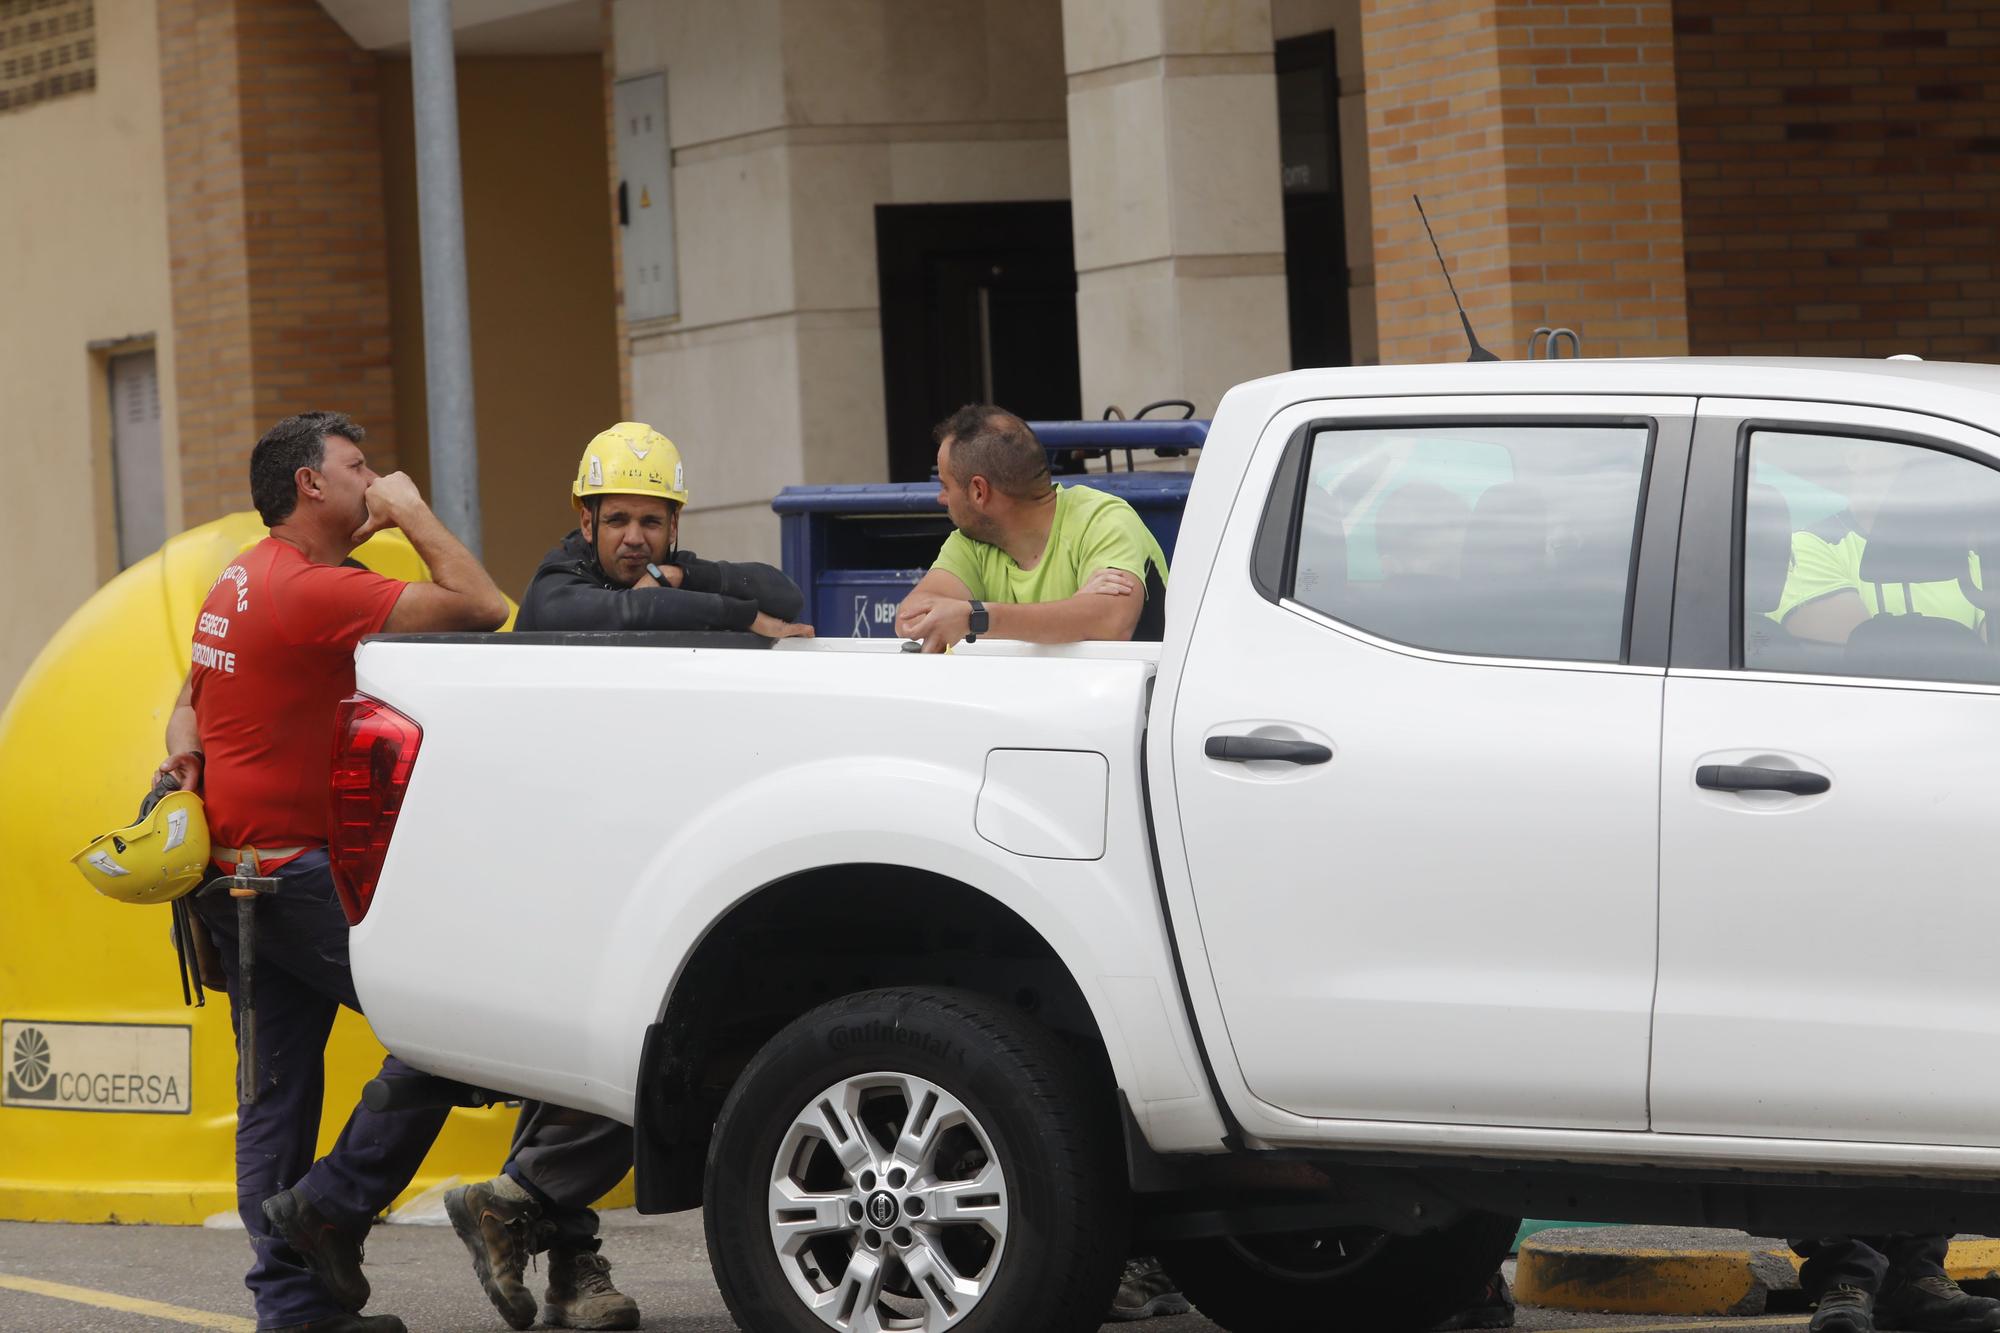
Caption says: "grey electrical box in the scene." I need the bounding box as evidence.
[615,73,678,322]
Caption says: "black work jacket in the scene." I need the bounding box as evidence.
[515,531,804,633]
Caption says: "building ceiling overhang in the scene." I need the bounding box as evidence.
[317,0,602,55]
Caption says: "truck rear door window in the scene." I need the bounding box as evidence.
[1291,423,1650,663]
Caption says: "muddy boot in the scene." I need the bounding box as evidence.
[443,1175,543,1331]
[1107,1256,1192,1321]
[1815,1286,1879,1333]
[261,1187,370,1314]
[543,1248,639,1331]
[1877,1276,2000,1333]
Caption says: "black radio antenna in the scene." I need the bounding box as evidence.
[1414,195,1499,362]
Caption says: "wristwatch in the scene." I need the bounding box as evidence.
[966,599,989,643]
[644,562,670,586]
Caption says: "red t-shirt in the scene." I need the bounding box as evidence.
[189,538,405,857]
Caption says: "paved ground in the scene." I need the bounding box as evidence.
[0,1211,1819,1332]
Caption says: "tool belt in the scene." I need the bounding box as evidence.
[171,847,304,1004]
[173,901,227,999]
[210,844,308,874]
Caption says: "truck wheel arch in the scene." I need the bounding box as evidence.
[631,864,1117,1213]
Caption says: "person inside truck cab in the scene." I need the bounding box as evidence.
[893,404,1170,653]
[443,423,809,1333]
[1770,443,1984,650]
[513,420,814,639]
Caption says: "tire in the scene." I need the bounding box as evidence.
[704,986,1128,1333]
[1160,1210,1519,1333]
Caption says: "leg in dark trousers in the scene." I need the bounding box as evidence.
[197,852,451,1329]
[504,1101,635,1253]
[1793,1236,1951,1300]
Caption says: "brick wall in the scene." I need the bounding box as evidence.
[1362,0,1689,364]
[160,0,395,523]
[1675,0,2000,360]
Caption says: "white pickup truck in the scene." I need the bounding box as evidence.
[342,358,2000,1333]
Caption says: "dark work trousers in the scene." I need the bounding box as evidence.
[502,1101,635,1253]
[194,850,451,1330]
[1791,1234,1951,1299]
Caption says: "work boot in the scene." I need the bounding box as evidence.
[543,1248,640,1330]
[1434,1271,1518,1330]
[1106,1256,1192,1321]
[444,1175,543,1331]
[261,1187,370,1313]
[266,1317,408,1333]
[1877,1275,2000,1333]
[1814,1285,1879,1333]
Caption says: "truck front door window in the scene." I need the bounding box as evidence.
[1295,424,1650,663]
[1745,432,2000,684]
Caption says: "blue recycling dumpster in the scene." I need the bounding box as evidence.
[772,419,1206,639]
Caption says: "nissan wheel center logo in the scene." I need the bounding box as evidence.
[2,1019,192,1114]
[867,1191,898,1228]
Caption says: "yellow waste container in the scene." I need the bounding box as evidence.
[0,513,628,1223]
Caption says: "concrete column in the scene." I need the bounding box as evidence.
[1062,0,1292,418]
[612,0,1071,561]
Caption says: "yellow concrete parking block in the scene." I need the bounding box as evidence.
[0,1273,254,1330]
[1520,1229,2000,1318]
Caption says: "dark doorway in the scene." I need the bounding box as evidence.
[876,202,1083,482]
[1277,32,1351,369]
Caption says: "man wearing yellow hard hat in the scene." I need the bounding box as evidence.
[510,421,812,638]
[441,423,808,1333]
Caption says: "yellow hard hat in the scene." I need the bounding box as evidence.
[573,422,687,510]
[70,789,212,905]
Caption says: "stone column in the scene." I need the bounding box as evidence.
[1062,0,1292,419]
[612,0,1072,561]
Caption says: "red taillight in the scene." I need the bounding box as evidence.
[329,694,423,924]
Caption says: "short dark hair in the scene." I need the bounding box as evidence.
[249,411,365,525]
[933,404,1049,501]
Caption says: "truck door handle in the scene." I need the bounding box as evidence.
[1695,764,1829,796]
[1205,735,1332,765]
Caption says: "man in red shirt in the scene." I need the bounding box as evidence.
[158,411,507,1333]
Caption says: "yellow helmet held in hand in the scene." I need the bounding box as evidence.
[71,789,212,905]
[573,422,687,510]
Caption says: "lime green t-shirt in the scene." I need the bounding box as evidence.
[929,483,1169,605]
[1769,517,1983,630]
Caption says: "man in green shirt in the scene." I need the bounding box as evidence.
[895,404,1170,653]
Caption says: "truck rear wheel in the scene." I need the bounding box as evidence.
[704,987,1127,1333]
[1160,1210,1518,1333]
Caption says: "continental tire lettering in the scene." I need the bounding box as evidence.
[825,1021,963,1065]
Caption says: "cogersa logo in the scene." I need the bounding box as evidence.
[7,1026,54,1101]
[1,1020,192,1114]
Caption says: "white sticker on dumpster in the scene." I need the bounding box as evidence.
[3,1020,191,1113]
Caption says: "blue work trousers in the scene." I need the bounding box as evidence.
[1790,1234,1951,1299]
[502,1100,635,1253]
[194,850,450,1330]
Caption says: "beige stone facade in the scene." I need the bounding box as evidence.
[0,0,177,695]
[2,0,1995,705]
